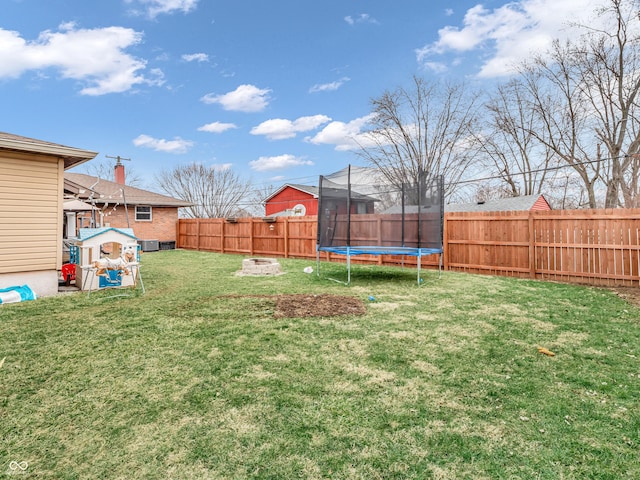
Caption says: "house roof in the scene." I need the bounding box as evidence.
[445,194,551,212]
[263,184,319,203]
[383,194,550,215]
[0,132,97,170]
[65,173,192,207]
[265,183,378,205]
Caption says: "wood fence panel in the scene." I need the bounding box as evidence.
[197,219,222,251]
[445,211,531,277]
[286,218,317,259]
[176,208,640,287]
[177,219,200,249]
[531,209,640,285]
[252,219,285,257]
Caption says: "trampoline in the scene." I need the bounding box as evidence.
[316,165,444,285]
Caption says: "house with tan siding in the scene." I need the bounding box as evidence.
[0,132,97,297]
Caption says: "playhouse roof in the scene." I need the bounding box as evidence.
[78,227,138,242]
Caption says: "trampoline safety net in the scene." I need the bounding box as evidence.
[317,165,444,251]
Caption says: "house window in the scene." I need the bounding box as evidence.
[135,206,152,221]
[356,203,368,214]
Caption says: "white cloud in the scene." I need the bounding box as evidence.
[344,13,379,26]
[212,163,232,171]
[306,114,376,151]
[424,62,448,74]
[416,0,609,78]
[249,154,314,172]
[197,121,237,133]
[182,52,209,62]
[126,0,199,19]
[133,134,193,154]
[250,115,331,140]
[0,25,155,95]
[201,84,271,112]
[309,77,350,93]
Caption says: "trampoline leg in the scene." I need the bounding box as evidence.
[347,253,351,285]
[316,248,320,277]
[417,255,422,286]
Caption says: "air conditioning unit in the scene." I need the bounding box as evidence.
[139,239,159,252]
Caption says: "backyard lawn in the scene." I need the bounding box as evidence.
[1,249,639,479]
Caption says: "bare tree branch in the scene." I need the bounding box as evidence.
[356,76,481,200]
[154,163,252,218]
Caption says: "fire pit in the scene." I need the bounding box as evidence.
[238,257,283,276]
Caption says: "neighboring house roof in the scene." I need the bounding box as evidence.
[65,173,192,207]
[445,194,551,212]
[0,131,97,169]
[263,184,319,203]
[324,165,385,185]
[265,183,378,205]
[383,194,551,215]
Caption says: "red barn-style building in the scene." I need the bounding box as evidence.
[264,183,378,217]
[264,184,320,217]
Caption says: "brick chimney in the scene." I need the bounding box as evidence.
[114,161,126,185]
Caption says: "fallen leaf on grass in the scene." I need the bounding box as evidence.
[537,347,555,356]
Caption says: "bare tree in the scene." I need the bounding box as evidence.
[518,0,640,208]
[155,163,252,218]
[519,42,604,208]
[357,76,481,199]
[475,79,558,197]
[576,0,640,207]
[242,184,277,217]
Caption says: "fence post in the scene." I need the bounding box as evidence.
[220,219,225,254]
[442,213,449,271]
[284,218,289,258]
[528,211,536,279]
[250,218,254,256]
[196,219,201,251]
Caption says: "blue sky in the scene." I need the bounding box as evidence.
[1,0,608,191]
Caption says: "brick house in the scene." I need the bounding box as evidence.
[65,165,191,247]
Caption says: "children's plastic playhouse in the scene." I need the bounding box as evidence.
[70,227,143,294]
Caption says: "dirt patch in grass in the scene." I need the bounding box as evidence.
[611,286,640,309]
[219,294,367,318]
[274,294,366,318]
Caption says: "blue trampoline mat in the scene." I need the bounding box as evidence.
[318,246,442,257]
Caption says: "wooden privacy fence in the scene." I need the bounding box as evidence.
[177,208,640,286]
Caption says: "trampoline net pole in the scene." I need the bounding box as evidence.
[346,165,351,247]
[317,175,324,247]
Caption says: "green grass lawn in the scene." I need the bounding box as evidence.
[1,250,639,479]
